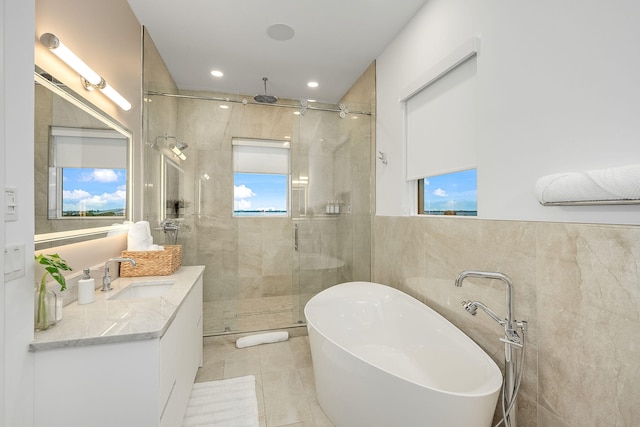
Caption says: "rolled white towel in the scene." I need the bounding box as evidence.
[127,221,153,251]
[587,165,640,200]
[535,164,640,204]
[235,331,289,348]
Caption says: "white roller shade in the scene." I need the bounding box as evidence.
[405,51,477,181]
[52,127,127,169]
[232,138,290,174]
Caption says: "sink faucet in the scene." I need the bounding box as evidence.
[102,257,136,291]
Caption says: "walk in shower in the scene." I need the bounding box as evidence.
[142,31,373,335]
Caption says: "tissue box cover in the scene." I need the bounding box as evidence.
[119,245,182,277]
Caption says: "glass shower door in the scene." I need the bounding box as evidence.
[291,105,372,324]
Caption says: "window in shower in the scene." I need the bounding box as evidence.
[232,138,290,217]
[418,168,477,216]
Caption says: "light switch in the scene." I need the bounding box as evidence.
[4,243,25,281]
[4,248,13,274]
[5,187,18,221]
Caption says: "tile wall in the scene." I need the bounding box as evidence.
[372,215,640,426]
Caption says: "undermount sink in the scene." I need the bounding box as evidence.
[109,280,175,300]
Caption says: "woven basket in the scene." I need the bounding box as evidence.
[119,245,182,277]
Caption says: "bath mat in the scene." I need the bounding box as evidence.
[182,375,259,427]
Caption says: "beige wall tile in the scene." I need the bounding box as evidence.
[373,216,640,426]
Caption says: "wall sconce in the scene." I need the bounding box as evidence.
[40,33,132,111]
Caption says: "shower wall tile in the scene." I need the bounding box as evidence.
[263,275,293,297]
[372,216,640,426]
[350,140,373,216]
[352,214,372,281]
[237,219,264,277]
[261,219,293,277]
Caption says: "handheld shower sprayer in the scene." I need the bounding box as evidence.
[461,300,506,325]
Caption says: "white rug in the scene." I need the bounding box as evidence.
[182,375,260,427]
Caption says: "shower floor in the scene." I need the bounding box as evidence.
[203,295,310,335]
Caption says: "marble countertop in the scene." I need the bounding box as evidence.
[30,265,205,352]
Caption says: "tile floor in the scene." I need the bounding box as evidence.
[195,328,335,427]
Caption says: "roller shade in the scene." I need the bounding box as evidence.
[405,54,477,181]
[51,127,127,169]
[232,138,290,174]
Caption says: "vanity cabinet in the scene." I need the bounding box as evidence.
[33,269,203,427]
[159,276,203,427]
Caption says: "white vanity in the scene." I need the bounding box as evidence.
[31,265,204,427]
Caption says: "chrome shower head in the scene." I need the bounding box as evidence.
[175,141,188,151]
[254,77,278,103]
[153,135,188,151]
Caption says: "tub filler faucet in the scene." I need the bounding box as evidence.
[102,257,136,291]
[455,270,528,427]
[455,270,514,330]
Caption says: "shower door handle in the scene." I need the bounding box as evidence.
[294,224,299,252]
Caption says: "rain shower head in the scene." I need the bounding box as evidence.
[254,77,278,103]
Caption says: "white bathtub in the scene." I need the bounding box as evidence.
[304,281,502,427]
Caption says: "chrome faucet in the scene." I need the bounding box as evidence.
[102,257,136,291]
[455,270,514,333]
[461,300,506,326]
[455,270,527,427]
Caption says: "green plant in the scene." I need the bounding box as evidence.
[35,253,72,330]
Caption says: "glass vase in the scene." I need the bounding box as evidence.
[34,288,59,331]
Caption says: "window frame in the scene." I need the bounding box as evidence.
[417,168,478,217]
[232,138,291,218]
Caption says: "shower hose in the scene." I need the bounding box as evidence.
[495,326,527,427]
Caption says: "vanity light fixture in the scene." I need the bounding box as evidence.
[40,33,132,111]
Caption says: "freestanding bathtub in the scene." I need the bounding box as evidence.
[304,281,502,427]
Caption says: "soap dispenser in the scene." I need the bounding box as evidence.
[77,268,95,305]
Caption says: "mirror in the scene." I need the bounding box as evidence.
[34,67,133,249]
[162,155,185,219]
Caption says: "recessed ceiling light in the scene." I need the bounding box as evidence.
[284,136,291,139]
[293,111,301,115]
[308,99,316,103]
[210,70,224,77]
[219,104,229,109]
[307,81,319,88]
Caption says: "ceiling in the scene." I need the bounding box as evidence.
[126,0,428,103]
